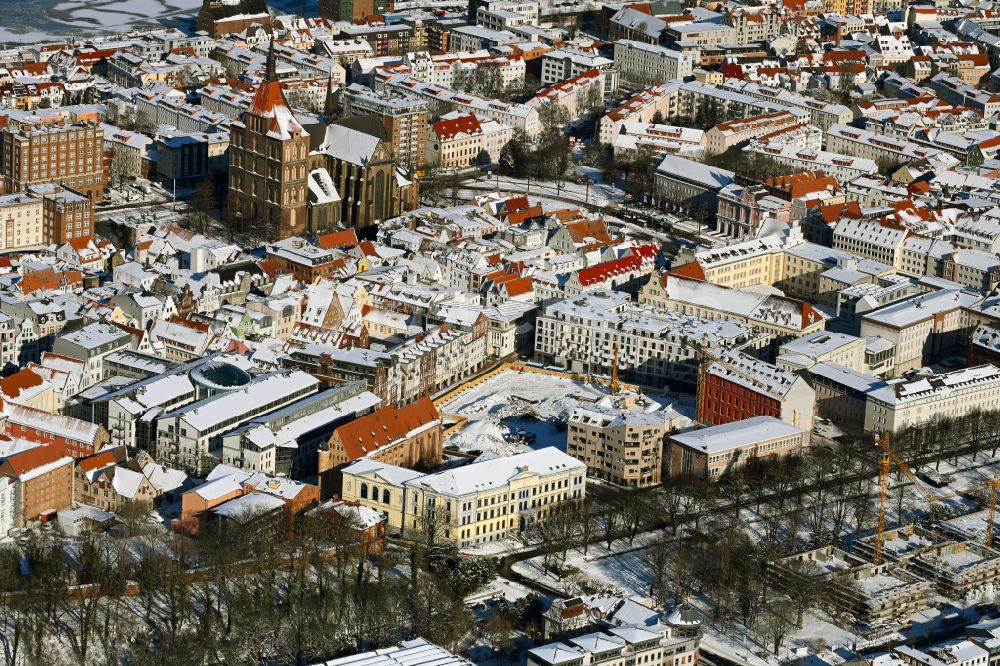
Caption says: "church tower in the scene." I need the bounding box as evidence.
[226,40,310,241]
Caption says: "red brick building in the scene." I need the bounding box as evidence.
[34,184,94,245]
[317,396,441,498]
[0,445,74,527]
[697,351,816,433]
[2,121,106,200]
[4,403,109,458]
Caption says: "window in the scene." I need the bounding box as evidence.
[382,489,390,504]
[360,483,368,499]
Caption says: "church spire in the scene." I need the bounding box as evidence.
[265,37,277,82]
[323,70,337,125]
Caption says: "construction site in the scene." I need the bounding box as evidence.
[768,433,1000,641]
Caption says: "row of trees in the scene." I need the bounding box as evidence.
[0,509,508,665]
[526,414,997,658]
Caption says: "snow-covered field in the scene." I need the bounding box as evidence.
[439,369,610,455]
[0,0,202,43]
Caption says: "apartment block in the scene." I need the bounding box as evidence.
[859,289,978,374]
[613,40,694,88]
[535,291,754,389]
[0,445,73,530]
[345,84,429,168]
[541,48,618,99]
[567,394,677,488]
[529,624,699,666]
[641,271,826,353]
[705,110,803,154]
[1,121,106,200]
[698,350,816,432]
[776,331,868,373]
[825,124,947,167]
[0,192,42,251]
[155,370,321,474]
[866,364,1000,433]
[224,381,381,480]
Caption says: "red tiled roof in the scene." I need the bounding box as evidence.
[0,368,44,400]
[19,268,83,295]
[317,229,359,249]
[1,445,68,478]
[258,259,284,277]
[79,448,124,474]
[507,205,544,225]
[335,397,440,461]
[765,170,841,198]
[169,315,210,333]
[565,218,611,244]
[68,236,94,251]
[577,255,642,287]
[669,262,707,280]
[433,113,482,140]
[502,276,533,297]
[504,196,530,213]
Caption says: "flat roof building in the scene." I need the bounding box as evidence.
[669,416,806,480]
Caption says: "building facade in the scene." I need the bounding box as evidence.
[227,43,311,241]
[668,416,807,480]
[340,447,585,547]
[2,121,106,200]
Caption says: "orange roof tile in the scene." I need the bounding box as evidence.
[669,262,707,281]
[335,397,440,461]
[1,445,68,478]
[0,368,44,400]
[565,218,611,244]
[317,229,359,249]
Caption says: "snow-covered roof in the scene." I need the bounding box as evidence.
[322,638,473,666]
[671,416,805,454]
[165,371,318,433]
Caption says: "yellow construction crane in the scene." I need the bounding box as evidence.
[986,476,1000,548]
[874,433,892,565]
[612,342,620,394]
[873,431,947,564]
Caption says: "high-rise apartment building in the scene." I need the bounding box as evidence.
[345,84,429,168]
[1,121,106,200]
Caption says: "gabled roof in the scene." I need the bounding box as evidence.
[1,445,71,482]
[317,229,359,250]
[0,368,45,400]
[334,396,440,461]
[577,255,642,287]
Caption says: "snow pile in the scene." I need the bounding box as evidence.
[441,370,610,455]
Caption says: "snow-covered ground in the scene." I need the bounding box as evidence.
[0,0,202,43]
[439,369,610,455]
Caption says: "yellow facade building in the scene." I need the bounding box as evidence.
[341,447,586,547]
